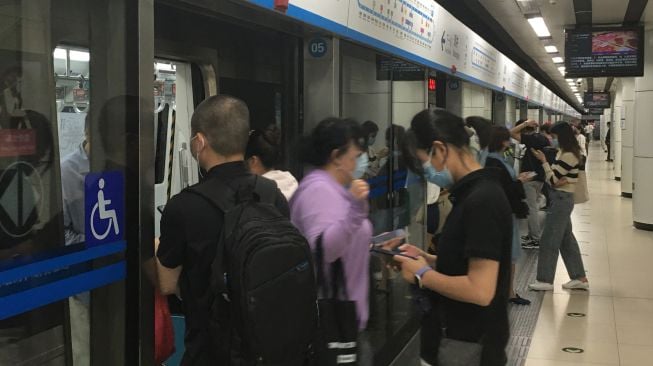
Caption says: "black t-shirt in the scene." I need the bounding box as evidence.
[421,169,512,366]
[157,161,289,366]
[520,133,550,182]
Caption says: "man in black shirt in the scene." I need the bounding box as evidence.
[155,95,289,365]
[605,122,612,162]
[511,119,550,248]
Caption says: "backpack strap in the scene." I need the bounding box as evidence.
[252,176,278,206]
[186,178,236,298]
[187,177,236,213]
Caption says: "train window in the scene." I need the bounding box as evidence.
[1,1,148,364]
[153,60,199,237]
[154,61,177,185]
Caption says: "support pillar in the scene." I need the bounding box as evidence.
[303,37,340,132]
[613,89,623,180]
[538,107,544,124]
[633,29,653,230]
[493,92,507,126]
[519,100,528,120]
[445,77,463,117]
[621,78,635,197]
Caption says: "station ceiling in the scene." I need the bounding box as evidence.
[436,0,649,113]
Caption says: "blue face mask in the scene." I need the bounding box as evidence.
[423,163,454,189]
[551,138,559,149]
[353,153,369,179]
[422,154,454,189]
[367,136,376,146]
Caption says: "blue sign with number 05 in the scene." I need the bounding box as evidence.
[309,38,328,58]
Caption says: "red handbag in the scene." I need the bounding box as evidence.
[154,289,175,364]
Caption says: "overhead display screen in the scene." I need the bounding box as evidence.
[584,92,611,108]
[565,27,644,77]
[588,108,604,115]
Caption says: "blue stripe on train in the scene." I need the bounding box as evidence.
[0,261,126,319]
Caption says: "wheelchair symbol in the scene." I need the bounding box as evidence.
[90,178,120,240]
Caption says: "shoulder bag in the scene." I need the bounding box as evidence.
[314,234,359,366]
[574,156,590,204]
[437,302,482,366]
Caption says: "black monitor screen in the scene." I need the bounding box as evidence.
[589,108,604,115]
[584,92,611,108]
[565,27,644,77]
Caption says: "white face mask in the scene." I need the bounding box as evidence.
[190,134,204,179]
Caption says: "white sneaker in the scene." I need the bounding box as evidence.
[562,279,589,290]
[529,281,554,291]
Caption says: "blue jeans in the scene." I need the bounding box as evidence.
[536,189,586,283]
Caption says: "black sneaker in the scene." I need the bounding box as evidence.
[509,293,532,305]
[522,239,540,249]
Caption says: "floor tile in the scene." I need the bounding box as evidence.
[527,337,620,365]
[524,358,615,366]
[619,343,653,366]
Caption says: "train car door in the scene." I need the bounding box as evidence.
[154,60,200,237]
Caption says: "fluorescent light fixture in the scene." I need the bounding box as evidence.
[527,16,551,38]
[545,45,559,53]
[53,48,66,60]
[155,62,175,72]
[69,50,90,62]
[552,57,564,63]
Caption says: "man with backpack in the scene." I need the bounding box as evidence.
[155,95,316,365]
[510,119,550,249]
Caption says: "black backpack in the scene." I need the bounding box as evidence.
[486,157,529,219]
[189,175,317,366]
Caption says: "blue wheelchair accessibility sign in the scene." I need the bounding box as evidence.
[85,171,125,247]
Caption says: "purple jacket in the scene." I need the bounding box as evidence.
[290,169,373,330]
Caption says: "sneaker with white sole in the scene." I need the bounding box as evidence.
[522,239,540,249]
[562,279,589,290]
[529,281,554,291]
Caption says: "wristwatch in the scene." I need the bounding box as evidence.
[414,265,433,289]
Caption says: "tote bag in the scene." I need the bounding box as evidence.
[574,157,589,204]
[314,234,359,366]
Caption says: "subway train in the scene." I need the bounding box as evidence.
[0,0,580,365]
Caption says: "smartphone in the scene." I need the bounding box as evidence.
[371,229,406,246]
[370,247,416,260]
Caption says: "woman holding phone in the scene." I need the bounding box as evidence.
[393,109,513,366]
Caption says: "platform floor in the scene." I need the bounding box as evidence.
[519,142,653,366]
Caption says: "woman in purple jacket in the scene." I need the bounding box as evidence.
[290,118,373,332]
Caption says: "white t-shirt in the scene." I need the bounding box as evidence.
[577,134,587,156]
[426,182,440,205]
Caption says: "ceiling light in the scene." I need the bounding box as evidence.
[552,57,564,63]
[53,48,67,60]
[527,16,551,38]
[155,62,175,72]
[577,78,582,82]
[545,45,558,53]
[69,50,90,62]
